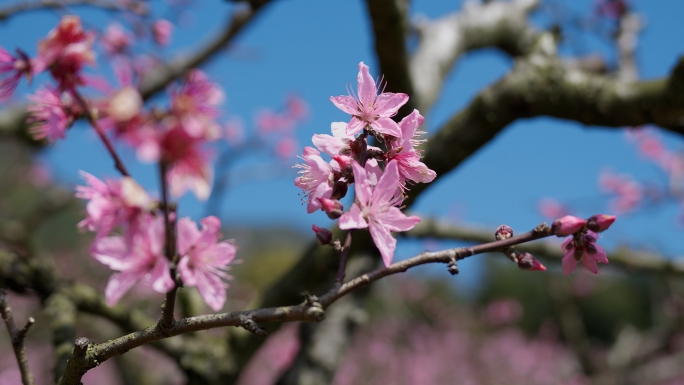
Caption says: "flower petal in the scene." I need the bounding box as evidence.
[592,244,609,264]
[370,117,402,137]
[581,253,599,274]
[346,117,365,136]
[339,203,368,230]
[195,270,227,312]
[330,95,358,115]
[561,251,579,275]
[371,160,400,207]
[352,160,372,207]
[177,217,201,256]
[104,269,145,306]
[369,222,396,267]
[357,62,377,107]
[375,92,409,117]
[375,207,420,232]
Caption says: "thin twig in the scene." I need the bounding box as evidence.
[58,222,554,384]
[0,289,35,385]
[0,0,146,21]
[72,91,130,177]
[335,230,354,285]
[159,161,178,328]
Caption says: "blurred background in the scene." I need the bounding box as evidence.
[0,0,683,384]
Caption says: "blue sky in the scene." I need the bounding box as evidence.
[1,0,682,269]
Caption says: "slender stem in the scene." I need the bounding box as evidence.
[159,162,178,328]
[0,289,35,385]
[72,91,130,177]
[335,230,354,285]
[58,222,555,384]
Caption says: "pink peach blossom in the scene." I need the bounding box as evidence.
[312,122,353,156]
[388,109,436,186]
[101,23,132,55]
[91,215,174,305]
[339,160,420,266]
[177,216,236,311]
[330,62,408,137]
[561,231,609,275]
[27,87,74,142]
[153,19,173,46]
[294,147,334,213]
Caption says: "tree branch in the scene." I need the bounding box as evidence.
[404,218,684,276]
[0,289,35,385]
[410,0,540,112]
[407,38,684,206]
[58,221,555,384]
[0,0,146,21]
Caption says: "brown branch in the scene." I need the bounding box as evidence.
[406,41,684,206]
[159,161,177,328]
[58,221,555,384]
[0,0,146,21]
[404,218,684,276]
[410,0,540,112]
[0,289,35,385]
[73,91,131,177]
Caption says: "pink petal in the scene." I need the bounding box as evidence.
[375,92,409,117]
[147,256,175,293]
[177,218,201,255]
[198,216,221,245]
[398,109,424,144]
[312,134,343,156]
[375,207,420,232]
[591,244,609,264]
[581,253,599,274]
[371,160,400,207]
[370,117,402,137]
[105,269,145,306]
[201,242,237,267]
[92,236,128,270]
[195,270,227,312]
[346,117,365,136]
[351,161,372,207]
[146,215,166,257]
[306,182,332,213]
[357,62,377,107]
[562,251,579,275]
[177,257,197,286]
[369,222,396,267]
[330,95,358,115]
[339,203,368,230]
[330,121,350,139]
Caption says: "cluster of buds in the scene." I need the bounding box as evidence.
[551,214,616,275]
[297,62,437,267]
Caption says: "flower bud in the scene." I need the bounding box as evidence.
[318,198,343,219]
[333,155,352,172]
[551,216,586,236]
[517,253,546,271]
[495,224,514,240]
[331,180,348,200]
[586,214,616,233]
[312,224,333,246]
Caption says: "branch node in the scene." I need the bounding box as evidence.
[239,315,266,335]
[73,337,93,357]
[533,222,551,235]
[18,317,34,339]
[447,258,459,275]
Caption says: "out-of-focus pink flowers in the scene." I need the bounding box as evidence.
[152,19,173,46]
[75,171,151,239]
[387,109,436,187]
[160,128,214,200]
[537,198,571,220]
[275,137,298,159]
[35,15,96,91]
[170,69,224,139]
[331,62,408,137]
[177,216,236,311]
[27,87,81,142]
[339,160,420,266]
[599,170,643,213]
[101,23,132,55]
[561,231,609,275]
[92,215,174,305]
[0,47,32,100]
[285,94,309,121]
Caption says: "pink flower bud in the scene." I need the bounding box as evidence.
[318,198,343,219]
[517,253,546,271]
[495,224,513,240]
[152,19,172,46]
[586,214,616,232]
[551,215,586,236]
[312,224,333,245]
[333,155,352,171]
